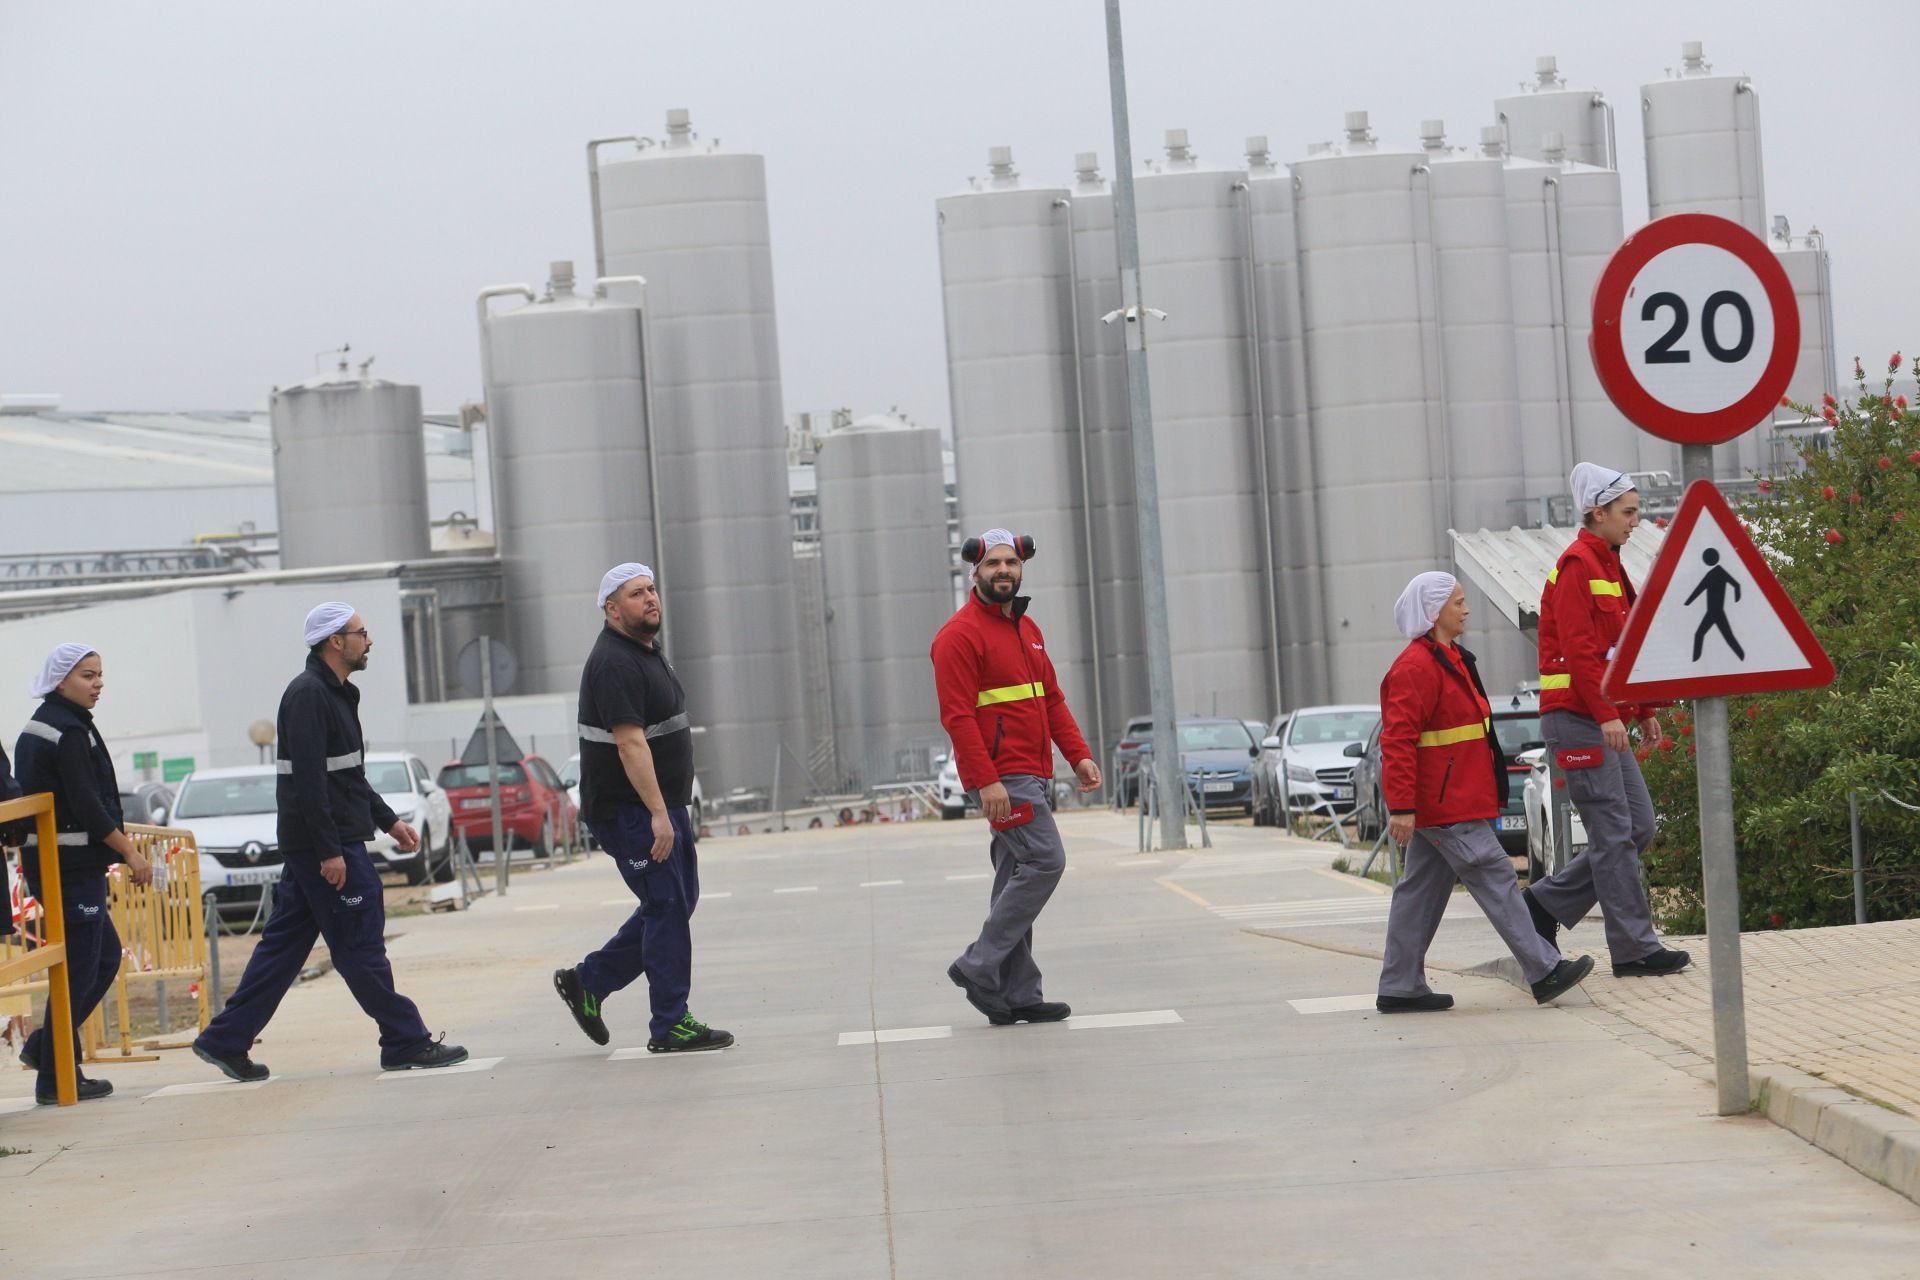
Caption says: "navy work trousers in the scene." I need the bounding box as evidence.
[579,803,699,1040]
[23,868,120,1093]
[198,842,431,1058]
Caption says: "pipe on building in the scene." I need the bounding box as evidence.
[1052,196,1107,768]
[595,274,668,592]
[473,284,537,561]
[1408,164,1457,543]
[1230,179,1285,714]
[585,135,655,280]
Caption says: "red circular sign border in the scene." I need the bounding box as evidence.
[1589,213,1802,446]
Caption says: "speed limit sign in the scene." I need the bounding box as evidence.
[1590,213,1801,445]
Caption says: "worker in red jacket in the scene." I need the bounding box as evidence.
[1524,464,1691,978]
[1377,572,1594,1012]
[933,528,1100,1025]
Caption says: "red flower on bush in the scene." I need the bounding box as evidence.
[1779,395,1793,408]
[1880,456,1894,470]
[1849,491,1862,504]
[1746,704,1758,720]
[1893,352,1904,371]
[1824,393,1838,408]
[1680,723,1693,737]
[1822,485,1837,500]
[1768,913,1785,927]
[1659,737,1677,752]
[1655,517,1669,529]
[1896,511,1908,523]
[1634,748,1650,763]
[1899,395,1910,410]
[1757,478,1773,493]
[1826,528,1844,544]
[1824,408,1840,425]
[1687,743,1697,757]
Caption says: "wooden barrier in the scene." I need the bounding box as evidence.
[0,792,78,1106]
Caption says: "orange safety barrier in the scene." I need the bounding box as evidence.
[0,792,79,1106]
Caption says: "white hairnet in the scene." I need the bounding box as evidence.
[1570,462,1635,514]
[597,562,655,609]
[973,528,1015,575]
[1394,572,1458,640]
[303,602,357,648]
[29,642,97,699]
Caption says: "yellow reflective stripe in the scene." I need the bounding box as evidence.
[1417,718,1490,748]
[1539,673,1572,690]
[1589,579,1624,597]
[976,681,1045,707]
[1547,568,1559,584]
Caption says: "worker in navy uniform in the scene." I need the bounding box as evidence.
[553,563,733,1053]
[12,643,153,1103]
[192,603,467,1081]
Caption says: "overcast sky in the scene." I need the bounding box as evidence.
[2,1,1912,429]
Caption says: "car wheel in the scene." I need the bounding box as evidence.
[532,815,554,860]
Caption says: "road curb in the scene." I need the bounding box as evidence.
[1751,1064,1920,1207]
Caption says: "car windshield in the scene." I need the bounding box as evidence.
[173,775,278,819]
[1493,714,1543,754]
[1178,722,1254,751]
[365,762,412,794]
[1289,711,1378,746]
[438,763,527,789]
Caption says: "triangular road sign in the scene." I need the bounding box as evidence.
[458,708,525,766]
[1604,480,1834,702]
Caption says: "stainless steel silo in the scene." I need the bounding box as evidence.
[1770,221,1838,472]
[272,367,430,570]
[815,415,952,788]
[1497,132,1574,507]
[589,110,808,795]
[477,261,658,699]
[936,146,1098,749]
[1495,56,1617,167]
[1642,42,1766,238]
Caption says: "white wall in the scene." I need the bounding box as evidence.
[401,692,578,771]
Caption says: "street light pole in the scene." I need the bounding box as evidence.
[1103,0,1185,851]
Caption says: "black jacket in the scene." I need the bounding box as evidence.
[276,654,397,860]
[13,694,125,878]
[0,741,22,932]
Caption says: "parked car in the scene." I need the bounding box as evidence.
[1111,715,1154,806]
[361,752,454,884]
[1349,694,1546,855]
[166,766,288,920]
[1137,719,1262,815]
[1254,705,1379,823]
[119,781,174,826]
[935,753,972,820]
[557,751,703,836]
[438,755,577,858]
[1521,747,1589,882]
[1349,718,1386,839]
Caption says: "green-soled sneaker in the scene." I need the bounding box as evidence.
[646,1013,734,1054]
[554,967,610,1046]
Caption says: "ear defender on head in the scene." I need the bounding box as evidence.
[962,535,1037,564]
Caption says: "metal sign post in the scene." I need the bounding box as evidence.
[480,636,508,896]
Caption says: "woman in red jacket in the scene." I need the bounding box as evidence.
[1376,572,1594,1012]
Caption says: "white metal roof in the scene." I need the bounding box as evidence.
[1450,524,1667,633]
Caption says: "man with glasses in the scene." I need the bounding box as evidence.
[193,602,468,1081]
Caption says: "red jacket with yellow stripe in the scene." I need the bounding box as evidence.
[1537,527,1648,724]
[1380,637,1507,827]
[931,592,1092,793]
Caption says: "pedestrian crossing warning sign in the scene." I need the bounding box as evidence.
[1603,480,1834,702]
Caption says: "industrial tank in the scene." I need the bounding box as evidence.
[590,109,807,795]
[1291,112,1446,700]
[477,261,657,699]
[1498,132,1575,506]
[1642,42,1766,239]
[1134,129,1275,720]
[1770,221,1838,473]
[936,146,1097,743]
[1245,137,1330,707]
[814,415,952,787]
[271,366,430,570]
[1495,56,1616,167]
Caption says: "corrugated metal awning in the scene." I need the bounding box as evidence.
[1450,524,1667,633]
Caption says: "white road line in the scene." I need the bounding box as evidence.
[705,891,733,899]
[600,897,634,906]
[377,1055,504,1081]
[1115,857,1165,867]
[837,1025,953,1047]
[147,1079,273,1098]
[773,886,818,895]
[860,879,905,888]
[607,1046,731,1061]
[946,872,990,882]
[512,904,560,913]
[0,1097,36,1114]
[1067,1009,1183,1031]
[1288,994,1379,1015]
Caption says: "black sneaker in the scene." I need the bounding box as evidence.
[1009,1001,1071,1023]
[1613,948,1692,978]
[381,1033,471,1071]
[193,1039,271,1082]
[947,962,1014,1026]
[553,967,610,1046]
[1523,888,1559,947]
[646,1013,734,1053]
[37,1076,113,1105]
[1531,955,1596,1005]
[18,1041,37,1072]
[1375,992,1455,1013]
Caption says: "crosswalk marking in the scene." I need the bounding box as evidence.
[376,1055,504,1081]
[0,1097,36,1114]
[1116,857,1165,867]
[1288,994,1379,1015]
[774,886,818,895]
[1067,1009,1182,1030]
[512,904,560,913]
[860,879,904,888]
[838,1026,952,1047]
[838,1009,1183,1046]
[607,1046,731,1061]
[705,891,733,899]
[147,1079,271,1098]
[946,872,990,882]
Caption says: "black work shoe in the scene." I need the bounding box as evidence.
[646,1013,734,1053]
[1009,1001,1071,1023]
[1613,948,1692,978]
[553,967,610,1046]
[948,962,1015,1026]
[1531,955,1596,1005]
[18,1041,37,1072]
[1375,992,1455,1013]
[37,1076,113,1105]
[193,1039,270,1082]
[1523,888,1559,948]
[382,1034,470,1071]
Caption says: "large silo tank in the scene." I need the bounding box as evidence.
[271,367,430,570]
[1291,113,1446,700]
[1498,133,1574,506]
[1642,41,1765,237]
[591,110,807,795]
[1495,56,1616,167]
[1245,137,1331,707]
[1769,221,1838,471]
[815,416,953,788]
[1067,152,1148,745]
[1135,129,1275,720]
[935,146,1096,741]
[478,262,657,699]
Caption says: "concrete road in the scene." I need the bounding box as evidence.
[5,812,1919,1279]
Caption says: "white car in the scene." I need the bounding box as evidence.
[936,753,971,821]
[1261,704,1381,816]
[362,752,454,884]
[559,752,705,836]
[1519,747,1589,881]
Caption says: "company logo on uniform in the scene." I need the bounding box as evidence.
[1032,643,1044,650]
[341,894,364,906]
[242,841,266,864]
[626,859,647,872]
[76,902,101,917]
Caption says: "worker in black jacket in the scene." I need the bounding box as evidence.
[193,603,467,1081]
[13,643,152,1103]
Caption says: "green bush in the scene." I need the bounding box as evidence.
[1640,353,1920,930]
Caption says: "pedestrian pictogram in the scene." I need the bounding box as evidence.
[1603,481,1833,703]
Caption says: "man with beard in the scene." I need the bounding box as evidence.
[193,603,468,1081]
[933,529,1101,1025]
[552,564,732,1053]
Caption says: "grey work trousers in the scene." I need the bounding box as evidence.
[1527,709,1662,965]
[1379,820,1561,997]
[953,774,1064,1009]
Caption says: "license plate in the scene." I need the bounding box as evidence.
[1204,782,1235,793]
[1500,815,1527,832]
[460,798,491,809]
[224,866,282,887]
[1333,786,1353,800]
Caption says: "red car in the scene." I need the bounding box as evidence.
[438,755,577,858]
